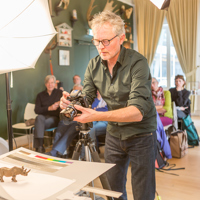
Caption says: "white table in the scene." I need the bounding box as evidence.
[0,147,121,200]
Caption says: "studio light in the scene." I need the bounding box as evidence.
[150,0,171,10]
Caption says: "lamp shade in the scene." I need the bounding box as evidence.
[0,0,57,74]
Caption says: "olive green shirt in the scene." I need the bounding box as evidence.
[83,46,157,140]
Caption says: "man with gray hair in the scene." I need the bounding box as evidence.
[34,75,62,153]
[60,11,157,200]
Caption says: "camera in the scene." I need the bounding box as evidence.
[60,90,91,126]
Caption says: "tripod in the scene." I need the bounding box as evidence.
[72,122,114,200]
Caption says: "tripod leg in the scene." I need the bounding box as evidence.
[72,141,82,160]
[84,145,95,200]
[85,144,92,162]
[88,144,114,200]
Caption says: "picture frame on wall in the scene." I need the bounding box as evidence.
[59,50,70,66]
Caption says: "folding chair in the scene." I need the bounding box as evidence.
[12,103,37,149]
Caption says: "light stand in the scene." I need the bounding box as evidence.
[5,72,13,151]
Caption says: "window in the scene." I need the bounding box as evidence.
[150,19,185,89]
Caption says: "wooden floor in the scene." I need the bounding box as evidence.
[95,116,200,200]
[23,116,200,200]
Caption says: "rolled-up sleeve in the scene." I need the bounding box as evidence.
[126,58,152,116]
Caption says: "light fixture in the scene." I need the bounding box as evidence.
[71,9,78,27]
[150,0,171,10]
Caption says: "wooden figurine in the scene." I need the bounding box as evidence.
[0,166,31,182]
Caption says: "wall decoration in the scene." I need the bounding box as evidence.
[103,0,118,12]
[125,7,133,19]
[59,50,70,66]
[56,23,73,47]
[125,23,132,33]
[58,0,70,9]
[55,0,70,16]
[87,0,97,27]
[129,34,134,43]
[87,0,118,28]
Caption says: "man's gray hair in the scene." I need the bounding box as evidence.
[45,75,56,84]
[73,84,83,90]
[91,10,125,35]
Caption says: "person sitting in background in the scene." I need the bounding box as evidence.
[70,75,82,93]
[46,84,83,157]
[34,75,62,153]
[169,75,191,119]
[83,91,108,154]
[151,77,173,126]
[46,89,108,158]
[156,112,172,159]
[73,75,82,85]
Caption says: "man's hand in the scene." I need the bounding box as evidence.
[73,105,97,123]
[60,91,71,110]
[48,101,60,111]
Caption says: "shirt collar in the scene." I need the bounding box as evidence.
[45,88,55,95]
[101,45,125,70]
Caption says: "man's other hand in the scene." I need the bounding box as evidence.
[73,105,97,123]
[60,91,71,110]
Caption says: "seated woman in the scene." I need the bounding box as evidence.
[151,78,173,126]
[169,75,191,119]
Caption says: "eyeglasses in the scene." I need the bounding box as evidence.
[91,35,118,46]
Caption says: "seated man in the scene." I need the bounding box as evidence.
[47,90,108,158]
[34,75,62,153]
[46,84,83,157]
[70,75,82,93]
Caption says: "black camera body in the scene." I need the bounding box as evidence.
[60,90,92,128]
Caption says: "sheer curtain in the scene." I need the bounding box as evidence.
[166,0,199,83]
[134,0,166,66]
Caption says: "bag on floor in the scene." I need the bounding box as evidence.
[182,115,199,146]
[155,140,168,169]
[169,130,188,158]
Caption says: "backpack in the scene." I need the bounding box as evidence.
[182,115,199,146]
[155,140,168,169]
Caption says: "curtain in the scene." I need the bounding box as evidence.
[166,0,199,84]
[134,0,166,66]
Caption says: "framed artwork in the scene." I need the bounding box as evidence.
[59,50,70,66]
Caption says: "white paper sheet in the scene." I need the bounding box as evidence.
[0,163,75,200]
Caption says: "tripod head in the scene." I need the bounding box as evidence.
[76,122,93,133]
